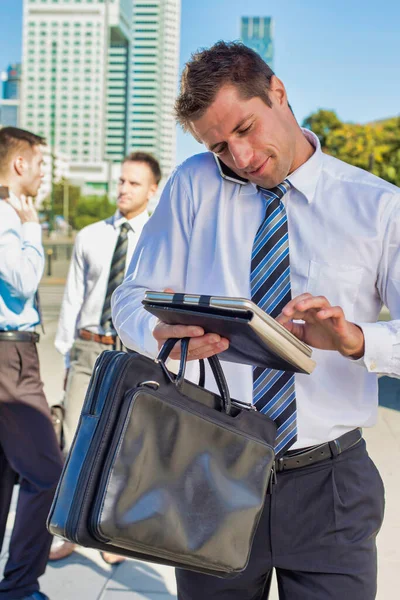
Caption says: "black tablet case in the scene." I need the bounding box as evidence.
[142,301,307,374]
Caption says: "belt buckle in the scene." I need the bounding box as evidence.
[276,457,285,473]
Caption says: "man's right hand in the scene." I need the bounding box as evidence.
[6,195,40,224]
[153,322,229,361]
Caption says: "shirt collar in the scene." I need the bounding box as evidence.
[112,209,149,233]
[286,128,322,204]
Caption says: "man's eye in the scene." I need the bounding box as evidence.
[238,124,252,135]
[215,145,227,155]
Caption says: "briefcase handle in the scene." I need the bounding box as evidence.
[158,338,233,415]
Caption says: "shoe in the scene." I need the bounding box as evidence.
[101,551,126,565]
[21,593,50,600]
[48,539,75,561]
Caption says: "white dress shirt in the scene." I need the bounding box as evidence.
[112,129,400,448]
[0,193,43,330]
[55,210,149,364]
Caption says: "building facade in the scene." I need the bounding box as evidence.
[21,0,132,190]
[3,64,22,100]
[0,64,21,127]
[21,0,180,195]
[241,16,274,70]
[129,0,181,178]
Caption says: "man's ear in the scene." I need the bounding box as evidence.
[13,155,25,177]
[148,183,158,199]
[269,75,287,107]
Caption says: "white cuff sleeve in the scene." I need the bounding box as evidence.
[143,314,160,357]
[352,321,397,375]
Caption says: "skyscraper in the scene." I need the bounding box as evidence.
[3,64,22,100]
[241,17,274,70]
[129,0,181,178]
[21,0,180,193]
[0,64,21,127]
[21,0,131,189]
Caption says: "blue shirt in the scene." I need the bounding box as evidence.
[0,196,44,330]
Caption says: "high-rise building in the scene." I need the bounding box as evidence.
[21,0,132,189]
[3,64,22,100]
[0,64,22,127]
[129,0,181,178]
[21,0,181,194]
[241,17,274,70]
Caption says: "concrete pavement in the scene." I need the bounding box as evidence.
[1,284,399,598]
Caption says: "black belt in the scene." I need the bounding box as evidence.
[275,428,362,472]
[0,331,40,343]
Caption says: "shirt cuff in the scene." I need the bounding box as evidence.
[351,322,395,373]
[22,222,43,246]
[144,314,160,357]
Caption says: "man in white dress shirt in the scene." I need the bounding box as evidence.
[51,152,160,562]
[111,42,399,598]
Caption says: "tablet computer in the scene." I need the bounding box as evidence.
[142,292,315,374]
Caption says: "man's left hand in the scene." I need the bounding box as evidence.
[277,293,365,359]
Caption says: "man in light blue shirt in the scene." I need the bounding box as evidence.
[0,127,63,600]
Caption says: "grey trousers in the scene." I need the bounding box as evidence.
[176,439,385,600]
[63,338,112,451]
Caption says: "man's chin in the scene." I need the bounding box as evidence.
[248,174,279,189]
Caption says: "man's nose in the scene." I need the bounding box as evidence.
[229,140,252,171]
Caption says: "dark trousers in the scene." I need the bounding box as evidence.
[0,341,64,600]
[176,439,385,600]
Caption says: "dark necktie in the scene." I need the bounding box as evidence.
[100,222,131,334]
[251,180,297,456]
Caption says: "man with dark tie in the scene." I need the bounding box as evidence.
[51,152,161,562]
[111,41,400,599]
[0,127,64,600]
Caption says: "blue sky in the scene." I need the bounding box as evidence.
[1,0,399,164]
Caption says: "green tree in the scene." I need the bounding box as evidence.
[41,181,116,231]
[40,179,80,229]
[73,195,116,230]
[302,109,342,149]
[303,110,400,186]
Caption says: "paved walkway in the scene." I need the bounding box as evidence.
[1,286,399,599]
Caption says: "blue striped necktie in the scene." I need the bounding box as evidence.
[251,180,297,456]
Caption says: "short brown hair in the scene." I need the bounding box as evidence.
[123,151,162,185]
[175,41,275,132]
[0,127,46,176]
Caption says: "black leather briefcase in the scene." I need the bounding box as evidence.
[47,339,276,578]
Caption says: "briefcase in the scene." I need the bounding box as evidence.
[47,338,276,578]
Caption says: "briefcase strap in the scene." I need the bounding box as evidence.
[158,338,232,415]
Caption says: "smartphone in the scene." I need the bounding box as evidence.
[213,155,249,185]
[0,186,9,199]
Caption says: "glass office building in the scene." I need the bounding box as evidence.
[3,64,22,100]
[0,64,21,127]
[129,0,180,178]
[21,0,180,190]
[241,16,274,70]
